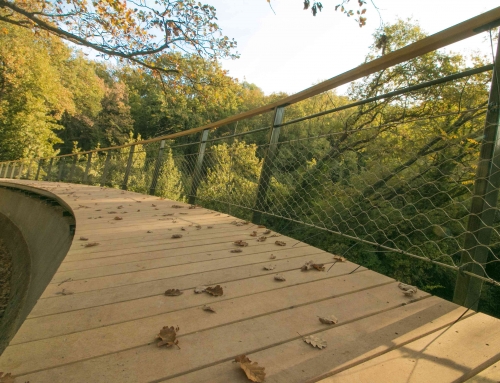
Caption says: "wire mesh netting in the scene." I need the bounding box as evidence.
[1,53,500,306]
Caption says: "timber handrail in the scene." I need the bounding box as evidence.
[3,6,500,160]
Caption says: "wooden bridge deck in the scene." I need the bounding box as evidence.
[0,180,499,383]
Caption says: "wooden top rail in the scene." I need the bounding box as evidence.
[2,6,500,161]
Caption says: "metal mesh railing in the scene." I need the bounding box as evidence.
[1,27,500,312]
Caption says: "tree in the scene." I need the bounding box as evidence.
[0,0,238,73]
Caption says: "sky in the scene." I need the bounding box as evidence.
[206,0,500,95]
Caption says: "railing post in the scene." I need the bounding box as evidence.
[68,155,77,182]
[0,163,5,178]
[188,129,210,204]
[149,140,166,195]
[35,160,42,181]
[83,152,92,184]
[17,162,24,179]
[122,145,135,190]
[453,38,500,310]
[252,106,286,224]
[26,160,33,180]
[9,163,16,179]
[100,151,112,187]
[57,160,64,181]
[45,158,54,181]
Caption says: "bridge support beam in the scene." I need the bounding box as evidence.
[453,37,500,310]
[252,106,285,224]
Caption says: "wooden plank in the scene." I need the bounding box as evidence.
[41,242,328,297]
[17,252,353,343]
[168,297,473,383]
[31,256,365,318]
[11,283,422,382]
[466,362,500,382]
[319,313,500,383]
[1,271,394,375]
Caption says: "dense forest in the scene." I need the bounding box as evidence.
[1,5,499,318]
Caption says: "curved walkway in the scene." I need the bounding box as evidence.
[0,180,499,382]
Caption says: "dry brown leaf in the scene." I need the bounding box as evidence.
[194,286,207,294]
[195,225,202,229]
[207,226,213,229]
[84,242,99,248]
[234,240,249,247]
[249,231,257,237]
[165,289,183,296]
[263,265,275,271]
[398,282,418,296]
[114,216,123,220]
[333,255,346,262]
[172,234,183,239]
[108,211,117,214]
[270,234,280,237]
[318,315,339,324]
[270,254,276,259]
[181,227,186,231]
[202,305,216,313]
[157,326,180,348]
[274,274,286,281]
[263,230,271,235]
[151,204,156,207]
[171,204,183,208]
[257,236,267,242]
[311,263,325,271]
[0,372,15,383]
[205,285,223,296]
[303,335,327,349]
[301,261,314,271]
[275,241,286,246]
[117,205,124,209]
[230,249,243,253]
[79,236,89,241]
[234,355,266,383]
[56,289,73,296]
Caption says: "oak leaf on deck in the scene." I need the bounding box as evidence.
[157,326,180,348]
[234,355,266,383]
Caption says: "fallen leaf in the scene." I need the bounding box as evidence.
[172,204,183,208]
[79,236,89,241]
[312,263,325,271]
[257,225,266,228]
[207,226,213,229]
[263,265,275,271]
[274,274,286,281]
[114,216,123,220]
[250,231,257,237]
[0,372,15,383]
[318,315,339,324]
[230,249,243,253]
[151,204,156,207]
[181,227,186,231]
[234,355,266,383]
[195,225,202,229]
[275,241,286,246]
[303,335,327,349]
[257,236,267,242]
[194,286,207,294]
[202,305,216,313]
[301,261,314,271]
[398,282,418,296]
[172,234,183,239]
[333,255,346,262]
[117,205,124,209]
[263,230,271,235]
[157,326,180,348]
[56,288,73,296]
[84,242,99,247]
[234,240,248,247]
[147,230,152,233]
[108,211,117,214]
[205,285,223,296]
[165,289,183,296]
